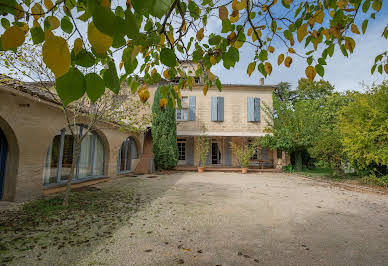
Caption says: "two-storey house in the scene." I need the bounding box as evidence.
[148,62,289,170]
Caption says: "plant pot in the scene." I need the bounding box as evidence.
[198,167,204,173]
[241,167,248,174]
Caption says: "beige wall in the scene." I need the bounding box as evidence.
[148,85,274,135]
[0,87,143,202]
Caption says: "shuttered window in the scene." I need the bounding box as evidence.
[211,96,224,122]
[247,97,261,122]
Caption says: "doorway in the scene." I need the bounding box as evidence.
[211,141,221,165]
[0,128,8,200]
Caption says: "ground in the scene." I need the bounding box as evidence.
[1,172,388,265]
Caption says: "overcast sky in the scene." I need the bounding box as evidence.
[210,4,388,92]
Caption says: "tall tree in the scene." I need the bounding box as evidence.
[0,0,386,108]
[152,86,178,170]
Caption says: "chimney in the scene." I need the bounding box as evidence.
[259,78,264,85]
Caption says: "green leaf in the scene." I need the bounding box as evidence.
[362,0,371,13]
[93,5,116,37]
[30,25,45,44]
[160,48,177,67]
[85,73,105,103]
[371,64,377,74]
[307,56,313,65]
[259,49,268,62]
[103,60,120,94]
[327,44,335,57]
[1,18,10,29]
[124,10,139,38]
[271,20,277,33]
[61,16,73,34]
[257,63,267,77]
[216,79,222,91]
[222,19,234,33]
[0,0,17,15]
[362,19,368,34]
[372,0,382,11]
[72,50,95,68]
[378,64,383,74]
[188,1,200,19]
[115,6,125,18]
[56,67,85,106]
[340,44,348,57]
[315,64,324,77]
[318,58,327,65]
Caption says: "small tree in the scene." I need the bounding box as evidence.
[151,86,178,170]
[1,43,151,206]
[230,141,258,168]
[195,125,209,167]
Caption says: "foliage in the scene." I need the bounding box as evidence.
[337,81,388,173]
[0,0,386,107]
[307,93,351,175]
[195,125,209,167]
[152,86,178,170]
[361,175,388,187]
[282,164,295,173]
[230,140,258,168]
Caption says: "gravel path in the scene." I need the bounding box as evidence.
[75,172,388,266]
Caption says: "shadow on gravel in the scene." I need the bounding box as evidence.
[0,173,182,265]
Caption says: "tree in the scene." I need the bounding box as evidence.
[260,78,335,171]
[337,81,388,175]
[152,86,178,170]
[195,124,209,167]
[307,93,351,176]
[0,42,152,206]
[0,0,386,109]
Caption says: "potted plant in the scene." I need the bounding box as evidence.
[195,125,209,173]
[230,141,258,174]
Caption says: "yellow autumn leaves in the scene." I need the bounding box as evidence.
[42,31,71,78]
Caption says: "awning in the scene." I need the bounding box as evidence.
[176,131,272,137]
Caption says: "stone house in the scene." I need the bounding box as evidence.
[0,77,146,202]
[147,62,290,170]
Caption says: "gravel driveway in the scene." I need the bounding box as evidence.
[71,172,388,266]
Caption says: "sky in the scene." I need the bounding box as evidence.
[208,2,388,92]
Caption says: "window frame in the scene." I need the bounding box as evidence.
[177,138,187,161]
[176,108,189,121]
[43,125,105,187]
[118,137,139,174]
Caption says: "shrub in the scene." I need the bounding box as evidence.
[361,175,388,188]
[195,125,209,167]
[151,86,178,170]
[230,141,258,168]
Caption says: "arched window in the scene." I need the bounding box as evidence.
[43,125,104,186]
[118,137,138,173]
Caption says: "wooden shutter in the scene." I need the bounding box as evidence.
[217,97,224,122]
[211,96,217,121]
[254,97,261,122]
[187,137,194,165]
[247,97,255,122]
[188,96,196,121]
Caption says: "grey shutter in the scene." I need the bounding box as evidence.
[211,96,217,121]
[187,137,194,165]
[188,96,196,121]
[224,137,232,166]
[247,97,255,122]
[217,97,224,122]
[254,97,261,122]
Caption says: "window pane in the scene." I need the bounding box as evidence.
[60,134,75,181]
[119,143,126,171]
[93,136,104,176]
[43,135,61,185]
[78,132,94,179]
[125,140,131,171]
[177,141,186,160]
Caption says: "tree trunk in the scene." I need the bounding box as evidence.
[62,141,81,207]
[295,151,303,172]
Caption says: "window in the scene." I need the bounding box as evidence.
[177,139,186,161]
[43,125,105,186]
[181,96,188,104]
[248,97,261,122]
[118,137,139,173]
[277,149,282,159]
[176,109,188,121]
[211,96,224,122]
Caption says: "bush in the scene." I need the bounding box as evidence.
[282,164,294,173]
[361,175,388,187]
[151,86,178,170]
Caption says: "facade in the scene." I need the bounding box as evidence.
[0,77,144,202]
[148,63,289,169]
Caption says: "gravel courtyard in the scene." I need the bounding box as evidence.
[4,172,388,265]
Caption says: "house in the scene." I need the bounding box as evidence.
[0,76,146,202]
[148,61,290,170]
